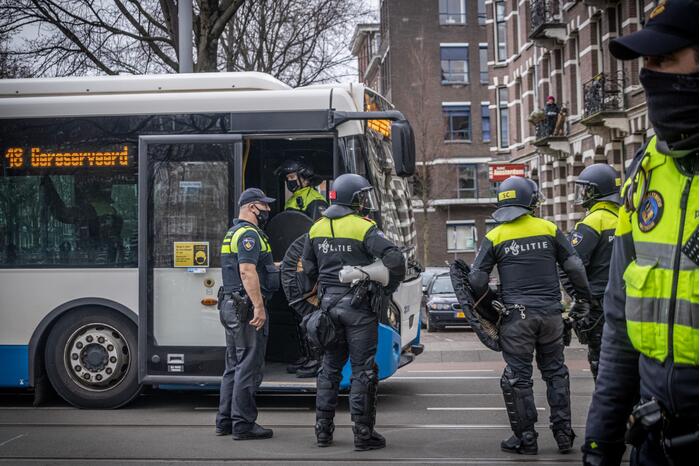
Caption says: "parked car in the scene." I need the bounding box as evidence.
[420,273,469,332]
[421,267,450,293]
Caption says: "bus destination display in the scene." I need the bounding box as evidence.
[4,146,130,169]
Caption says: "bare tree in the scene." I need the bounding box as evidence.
[220,0,367,86]
[0,0,368,83]
[0,32,30,78]
[404,33,449,266]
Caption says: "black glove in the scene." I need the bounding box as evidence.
[384,279,400,296]
[569,299,591,322]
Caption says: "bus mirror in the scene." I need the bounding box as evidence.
[391,120,415,177]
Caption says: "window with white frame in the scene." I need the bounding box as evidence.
[481,104,491,143]
[439,0,467,25]
[479,44,489,84]
[478,0,487,25]
[440,45,469,84]
[494,0,507,62]
[458,164,477,198]
[497,87,509,149]
[447,222,477,252]
[443,104,472,141]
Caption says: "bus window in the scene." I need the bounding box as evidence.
[0,170,137,268]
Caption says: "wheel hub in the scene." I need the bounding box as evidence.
[64,323,130,391]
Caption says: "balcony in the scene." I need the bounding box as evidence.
[581,71,629,134]
[532,117,570,158]
[528,0,567,49]
[583,0,620,9]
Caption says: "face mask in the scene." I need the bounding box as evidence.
[286,179,300,193]
[639,68,698,145]
[253,206,270,228]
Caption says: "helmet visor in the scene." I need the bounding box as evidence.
[574,182,595,205]
[532,191,545,209]
[354,186,379,212]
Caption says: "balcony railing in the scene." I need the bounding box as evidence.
[528,0,566,48]
[583,71,625,119]
[534,116,569,142]
[530,0,562,32]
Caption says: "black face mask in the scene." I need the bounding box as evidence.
[639,68,699,145]
[286,179,300,193]
[253,207,270,228]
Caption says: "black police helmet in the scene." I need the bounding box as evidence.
[274,159,315,180]
[493,176,537,223]
[325,173,376,218]
[575,163,622,208]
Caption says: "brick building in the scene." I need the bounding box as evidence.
[351,0,501,267]
[484,0,652,231]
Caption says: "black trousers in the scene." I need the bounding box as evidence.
[315,292,379,426]
[216,299,268,434]
[500,308,571,432]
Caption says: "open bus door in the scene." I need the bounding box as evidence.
[138,134,242,385]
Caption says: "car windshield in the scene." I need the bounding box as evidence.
[431,276,454,294]
[421,273,435,287]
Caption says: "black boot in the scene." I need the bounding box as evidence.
[315,419,334,447]
[296,359,320,378]
[353,424,386,451]
[286,356,309,374]
[500,431,538,455]
[554,428,576,453]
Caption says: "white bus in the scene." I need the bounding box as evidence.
[0,72,424,408]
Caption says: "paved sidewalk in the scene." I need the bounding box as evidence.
[419,328,588,362]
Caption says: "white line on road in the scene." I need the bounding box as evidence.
[194,407,309,411]
[427,407,545,411]
[0,407,73,410]
[0,433,25,448]
[405,369,495,373]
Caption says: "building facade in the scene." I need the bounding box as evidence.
[484,0,652,231]
[351,0,502,267]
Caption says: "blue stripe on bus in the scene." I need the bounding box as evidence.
[340,323,400,389]
[0,345,30,388]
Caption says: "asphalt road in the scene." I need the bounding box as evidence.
[0,330,626,465]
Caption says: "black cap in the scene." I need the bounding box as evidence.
[238,188,275,207]
[609,0,698,60]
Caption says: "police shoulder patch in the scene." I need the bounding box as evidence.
[638,190,664,233]
[570,231,584,246]
[241,236,256,251]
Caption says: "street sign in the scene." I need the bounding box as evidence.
[488,163,526,182]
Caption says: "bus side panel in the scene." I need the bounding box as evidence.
[0,345,29,387]
[394,277,422,350]
[339,323,400,389]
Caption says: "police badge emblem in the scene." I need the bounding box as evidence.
[638,191,664,233]
[242,237,256,251]
[570,231,583,246]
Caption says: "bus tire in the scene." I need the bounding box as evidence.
[44,308,141,409]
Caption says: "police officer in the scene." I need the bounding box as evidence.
[276,159,328,220]
[301,174,405,450]
[560,164,620,381]
[469,176,592,455]
[216,188,278,440]
[583,1,698,464]
[276,159,329,377]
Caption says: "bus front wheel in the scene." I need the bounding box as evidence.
[44,309,141,409]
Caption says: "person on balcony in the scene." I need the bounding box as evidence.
[544,96,560,137]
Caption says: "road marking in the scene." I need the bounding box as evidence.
[0,407,73,410]
[427,407,545,411]
[582,369,591,372]
[394,376,500,380]
[414,393,592,397]
[405,369,495,373]
[0,433,25,447]
[194,407,309,411]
